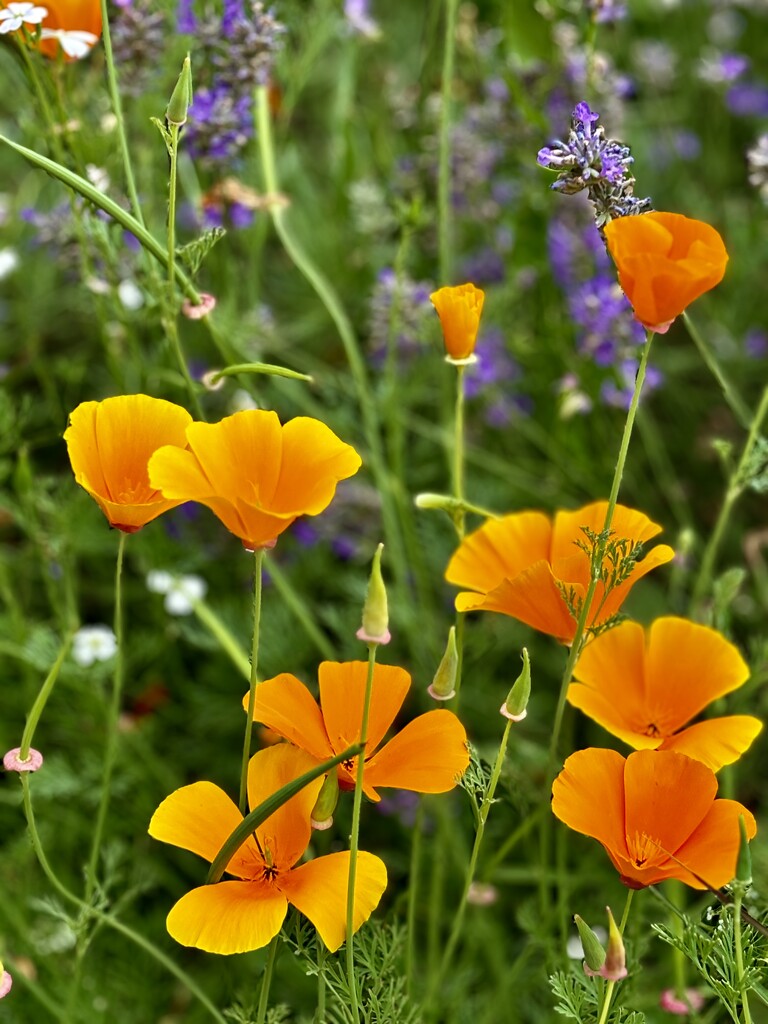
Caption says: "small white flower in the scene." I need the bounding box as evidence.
[146,570,173,594]
[85,164,110,192]
[117,278,144,311]
[0,247,18,279]
[39,27,98,59]
[229,388,258,413]
[164,574,207,616]
[0,3,48,33]
[72,625,117,667]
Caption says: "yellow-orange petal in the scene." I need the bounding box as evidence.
[318,661,411,759]
[570,621,649,737]
[551,748,628,859]
[660,716,763,772]
[246,746,324,871]
[38,0,102,60]
[279,851,387,952]
[430,283,485,361]
[550,501,664,563]
[594,544,675,623]
[65,395,192,531]
[456,560,585,643]
[271,417,362,514]
[166,880,287,954]
[148,781,261,879]
[364,710,469,797]
[671,798,756,889]
[248,674,333,762]
[445,512,552,593]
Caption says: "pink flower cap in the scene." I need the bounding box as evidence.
[427,682,456,701]
[356,626,391,645]
[181,292,217,319]
[659,988,705,1015]
[0,971,11,998]
[3,747,43,772]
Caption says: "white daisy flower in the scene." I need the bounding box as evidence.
[0,3,48,34]
[164,574,207,616]
[72,624,117,667]
[39,27,98,59]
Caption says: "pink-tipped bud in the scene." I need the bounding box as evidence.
[602,906,628,982]
[500,648,530,722]
[659,988,705,1015]
[3,747,43,772]
[356,543,390,644]
[428,626,458,701]
[574,914,606,975]
[181,292,217,319]
[0,969,11,999]
[310,771,339,831]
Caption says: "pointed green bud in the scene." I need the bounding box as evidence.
[500,648,530,721]
[736,814,752,887]
[166,54,193,127]
[602,906,628,982]
[428,626,458,701]
[574,914,606,974]
[356,543,390,645]
[310,770,339,831]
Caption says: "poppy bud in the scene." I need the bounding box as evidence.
[428,626,458,701]
[0,967,11,1000]
[430,283,484,363]
[602,906,628,982]
[735,813,752,888]
[356,543,390,645]
[310,770,339,831]
[166,54,193,127]
[574,914,606,975]
[500,648,531,721]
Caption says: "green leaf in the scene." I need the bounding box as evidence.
[176,227,227,276]
[210,362,313,384]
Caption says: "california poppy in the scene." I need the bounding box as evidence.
[603,212,728,334]
[430,283,485,362]
[38,0,102,60]
[64,395,193,533]
[148,410,362,550]
[445,501,674,644]
[244,661,469,802]
[569,617,761,771]
[148,744,387,954]
[552,747,756,889]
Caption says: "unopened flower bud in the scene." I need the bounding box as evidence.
[602,906,628,982]
[3,747,43,772]
[736,813,752,887]
[356,543,390,644]
[428,626,458,701]
[182,292,217,319]
[166,54,193,127]
[574,914,606,975]
[310,771,339,831]
[0,968,11,999]
[500,648,530,721]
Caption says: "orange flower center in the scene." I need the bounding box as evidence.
[627,830,663,868]
[261,864,279,882]
[642,722,662,737]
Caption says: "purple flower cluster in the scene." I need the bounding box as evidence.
[538,102,652,227]
[585,0,627,23]
[111,0,167,97]
[367,268,434,365]
[464,328,531,428]
[187,84,253,168]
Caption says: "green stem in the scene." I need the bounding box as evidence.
[19,774,227,1024]
[85,532,127,903]
[690,384,768,614]
[437,0,459,284]
[450,365,468,706]
[345,643,379,1023]
[193,599,251,680]
[266,557,336,661]
[683,312,752,430]
[733,888,753,1024]
[18,634,73,759]
[316,939,327,1023]
[240,547,265,814]
[256,934,280,1024]
[406,798,424,999]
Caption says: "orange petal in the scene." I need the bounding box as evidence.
[65,395,192,531]
[456,560,583,642]
[148,781,261,880]
[623,750,716,863]
[430,284,485,361]
[594,544,675,623]
[272,417,362,514]
[550,501,662,562]
[279,851,387,952]
[645,618,749,723]
[318,661,411,758]
[551,748,628,860]
[364,710,469,797]
[660,716,763,772]
[248,674,334,762]
[445,512,552,592]
[672,798,756,889]
[166,880,287,954]
[247,746,324,871]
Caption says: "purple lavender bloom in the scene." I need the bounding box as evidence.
[587,0,627,23]
[460,247,505,285]
[222,0,244,35]
[292,520,319,547]
[187,82,253,167]
[344,0,380,39]
[368,268,434,365]
[176,0,196,34]
[601,360,663,409]
[745,328,768,359]
[376,790,421,828]
[726,82,768,117]
[720,53,749,81]
[464,328,529,427]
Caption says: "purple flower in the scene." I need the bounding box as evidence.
[187,81,253,167]
[726,83,768,117]
[344,0,380,39]
[176,0,196,34]
[745,328,768,359]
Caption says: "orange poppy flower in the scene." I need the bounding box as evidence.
[148,744,387,954]
[244,661,470,802]
[603,212,728,334]
[64,394,193,533]
[430,283,485,362]
[148,410,362,550]
[569,617,762,771]
[445,501,674,644]
[38,0,102,60]
[552,747,756,889]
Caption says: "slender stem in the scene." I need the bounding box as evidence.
[19,634,73,759]
[683,312,752,430]
[690,384,768,613]
[256,934,280,1024]
[437,0,459,284]
[406,798,424,999]
[193,599,251,680]
[345,643,379,1023]
[452,365,466,524]
[596,889,635,1024]
[266,557,336,661]
[84,532,126,903]
[733,888,753,1024]
[316,939,327,1023]
[667,880,688,1002]
[430,719,512,1005]
[240,548,265,814]
[19,775,227,1023]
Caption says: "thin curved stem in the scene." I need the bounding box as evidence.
[18,634,73,759]
[240,547,265,814]
[437,0,459,284]
[256,934,280,1024]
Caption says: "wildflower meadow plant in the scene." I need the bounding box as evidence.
[3,3,768,1023]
